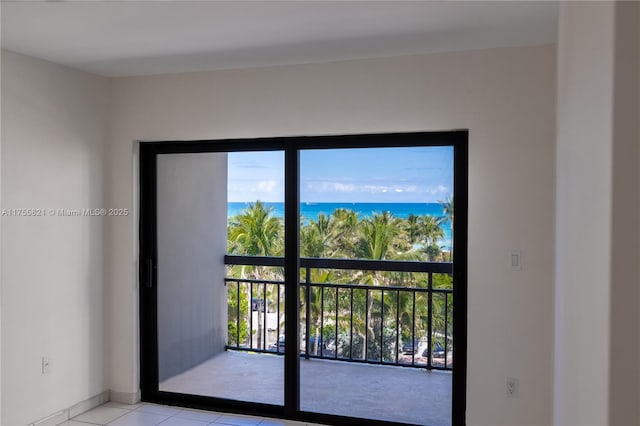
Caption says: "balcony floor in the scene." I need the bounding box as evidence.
[160,350,451,426]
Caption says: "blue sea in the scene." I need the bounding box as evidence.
[228,202,452,248]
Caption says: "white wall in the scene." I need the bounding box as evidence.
[609,3,639,425]
[554,2,640,425]
[554,4,614,424]
[0,41,4,426]
[1,50,110,425]
[106,45,556,425]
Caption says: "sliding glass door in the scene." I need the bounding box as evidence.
[153,150,286,406]
[298,147,455,426]
[139,131,467,426]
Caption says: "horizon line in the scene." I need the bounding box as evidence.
[227,201,448,204]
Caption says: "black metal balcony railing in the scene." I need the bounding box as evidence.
[224,255,453,371]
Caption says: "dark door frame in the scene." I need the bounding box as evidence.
[139,130,468,426]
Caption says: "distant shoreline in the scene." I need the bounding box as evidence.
[228,201,452,248]
[227,201,448,219]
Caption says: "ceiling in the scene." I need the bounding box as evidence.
[1,1,558,77]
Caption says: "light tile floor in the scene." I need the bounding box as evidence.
[61,402,321,426]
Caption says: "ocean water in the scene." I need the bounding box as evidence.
[228,202,452,248]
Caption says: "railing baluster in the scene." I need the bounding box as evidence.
[263,282,267,351]
[412,290,416,366]
[335,287,339,359]
[305,267,311,358]
[380,290,384,362]
[250,282,254,349]
[349,288,354,360]
[427,273,433,370]
[395,290,400,364]
[320,286,325,358]
[277,282,281,354]
[236,281,240,348]
[365,289,369,361]
[444,292,448,369]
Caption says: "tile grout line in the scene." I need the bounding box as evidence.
[73,406,132,426]
[70,403,320,426]
[104,408,135,426]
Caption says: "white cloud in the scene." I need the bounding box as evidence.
[228,179,282,194]
[256,180,278,192]
[362,184,390,193]
[307,180,440,196]
[306,181,356,193]
[428,185,449,195]
[333,183,356,192]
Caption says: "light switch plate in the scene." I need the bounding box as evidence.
[510,250,522,270]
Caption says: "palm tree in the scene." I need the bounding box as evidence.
[228,200,283,259]
[355,211,401,262]
[420,215,445,247]
[439,196,453,229]
[331,208,360,256]
[420,215,445,261]
[352,211,404,359]
[301,213,335,258]
[438,196,454,260]
[405,214,421,244]
[228,201,283,349]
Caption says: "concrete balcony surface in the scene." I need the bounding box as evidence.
[160,350,452,426]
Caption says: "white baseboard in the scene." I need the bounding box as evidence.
[29,390,110,426]
[109,389,141,405]
[69,390,110,418]
[29,410,67,426]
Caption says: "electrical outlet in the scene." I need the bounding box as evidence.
[42,356,51,374]
[506,377,518,398]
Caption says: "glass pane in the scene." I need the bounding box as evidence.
[299,147,453,425]
[157,151,285,406]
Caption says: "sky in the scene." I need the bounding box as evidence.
[227,146,453,203]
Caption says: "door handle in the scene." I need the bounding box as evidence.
[145,258,154,288]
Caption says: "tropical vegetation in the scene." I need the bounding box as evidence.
[226,200,454,366]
